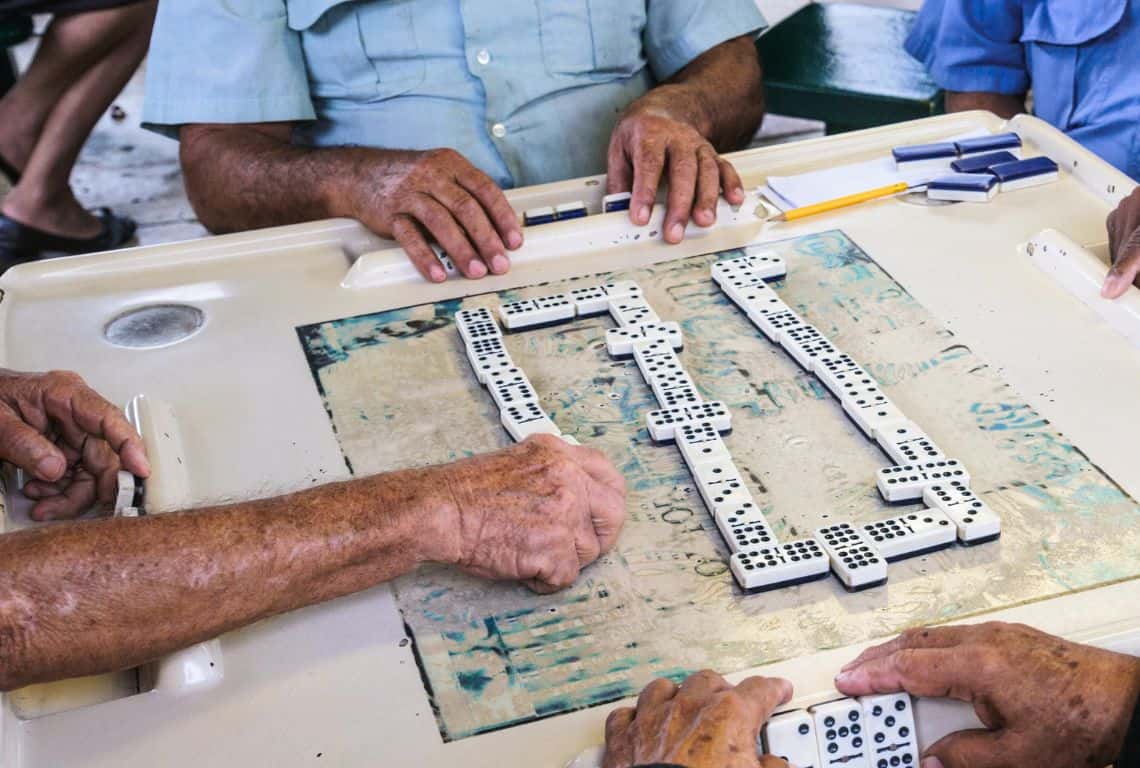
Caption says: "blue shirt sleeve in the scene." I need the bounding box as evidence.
[643,0,768,83]
[142,0,316,138]
[904,0,1030,96]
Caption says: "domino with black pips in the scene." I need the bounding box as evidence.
[500,401,561,441]
[693,459,750,510]
[858,693,919,768]
[455,307,498,340]
[569,280,642,316]
[607,297,660,328]
[780,324,840,370]
[762,709,823,767]
[498,293,575,331]
[729,284,789,322]
[923,480,1002,544]
[733,539,830,593]
[810,698,873,768]
[656,383,703,409]
[712,251,787,283]
[676,421,732,469]
[465,336,514,384]
[717,513,777,554]
[815,523,888,591]
[751,308,802,341]
[861,509,956,562]
[812,354,869,397]
[486,368,540,409]
[645,401,731,441]
[839,383,908,438]
[873,420,945,465]
[876,460,970,503]
[604,321,683,357]
[458,318,503,345]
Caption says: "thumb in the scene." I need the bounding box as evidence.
[0,406,67,481]
[1103,241,1140,299]
[923,728,1006,768]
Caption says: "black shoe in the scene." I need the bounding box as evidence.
[0,207,138,266]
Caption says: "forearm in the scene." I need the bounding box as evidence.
[635,36,763,152]
[945,91,1026,120]
[179,124,406,234]
[0,467,457,690]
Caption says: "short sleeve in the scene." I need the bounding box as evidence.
[142,0,316,139]
[643,0,767,83]
[904,0,1030,96]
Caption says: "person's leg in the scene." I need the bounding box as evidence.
[1,0,155,239]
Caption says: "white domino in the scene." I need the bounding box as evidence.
[693,460,750,511]
[569,281,642,316]
[604,321,683,357]
[751,308,802,341]
[876,460,969,503]
[649,370,699,406]
[656,383,703,409]
[465,336,514,384]
[486,368,539,409]
[763,710,823,767]
[812,354,868,396]
[712,251,787,284]
[645,401,731,441]
[859,693,919,768]
[923,480,1002,544]
[714,505,776,553]
[730,283,789,321]
[500,401,560,441]
[115,470,136,513]
[498,293,574,330]
[780,324,840,370]
[733,540,830,593]
[455,307,500,343]
[861,509,956,562]
[676,421,732,469]
[607,298,660,328]
[810,699,873,768]
[815,523,888,591]
[841,392,908,438]
[874,421,945,465]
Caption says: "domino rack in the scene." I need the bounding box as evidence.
[455,248,1001,593]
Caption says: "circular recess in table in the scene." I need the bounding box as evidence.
[103,303,205,349]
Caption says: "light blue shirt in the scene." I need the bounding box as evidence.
[143,0,766,189]
[906,0,1140,181]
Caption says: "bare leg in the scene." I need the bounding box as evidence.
[1,1,156,239]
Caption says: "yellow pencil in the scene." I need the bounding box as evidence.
[768,181,914,222]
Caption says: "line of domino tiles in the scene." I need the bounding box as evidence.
[763,692,920,768]
[714,250,1001,591]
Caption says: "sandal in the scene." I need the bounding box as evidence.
[0,207,137,266]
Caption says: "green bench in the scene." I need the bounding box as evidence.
[0,15,33,98]
[757,2,944,134]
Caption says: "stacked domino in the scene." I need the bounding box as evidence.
[891,132,1059,203]
[763,693,920,768]
[714,251,1001,592]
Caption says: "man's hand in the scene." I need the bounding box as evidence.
[607,88,746,245]
[423,434,626,593]
[1101,186,1140,299]
[602,670,793,768]
[348,148,523,282]
[0,369,150,521]
[835,622,1140,768]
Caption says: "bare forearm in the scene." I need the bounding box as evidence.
[946,91,1026,120]
[638,35,763,151]
[0,468,455,690]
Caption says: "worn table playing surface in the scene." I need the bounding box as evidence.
[299,230,1140,740]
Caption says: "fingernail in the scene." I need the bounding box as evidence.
[35,455,64,480]
[507,230,523,249]
[637,205,651,224]
[467,260,487,278]
[429,264,446,282]
[490,254,510,274]
[1102,273,1124,298]
[834,671,852,685]
[921,757,944,768]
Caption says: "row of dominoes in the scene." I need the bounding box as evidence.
[763,693,919,768]
[497,280,646,332]
[714,251,1001,591]
[455,306,582,444]
[522,193,633,227]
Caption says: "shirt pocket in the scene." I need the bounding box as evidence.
[1020,0,1127,127]
[287,0,425,100]
[537,0,646,77]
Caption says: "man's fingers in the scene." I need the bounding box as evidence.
[457,169,522,252]
[636,676,679,710]
[732,675,794,723]
[605,706,635,742]
[606,141,634,196]
[630,142,665,226]
[43,378,150,478]
[663,144,699,244]
[30,472,97,521]
[758,756,790,768]
[434,182,511,275]
[676,669,731,701]
[1102,243,1140,299]
[693,147,721,227]
[586,478,626,555]
[834,648,980,701]
[718,158,745,206]
[404,193,487,279]
[840,626,967,672]
[0,405,67,480]
[570,444,626,495]
[392,215,447,283]
[925,728,1007,768]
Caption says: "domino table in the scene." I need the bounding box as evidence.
[2,112,1140,767]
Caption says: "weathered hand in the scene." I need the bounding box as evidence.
[835,622,1140,768]
[0,369,150,521]
[1101,186,1140,299]
[424,434,626,593]
[349,148,523,282]
[606,85,746,245]
[602,670,793,768]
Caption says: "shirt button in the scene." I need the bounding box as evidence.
[491,123,507,138]
[476,48,491,66]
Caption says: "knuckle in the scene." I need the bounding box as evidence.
[893,648,920,676]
